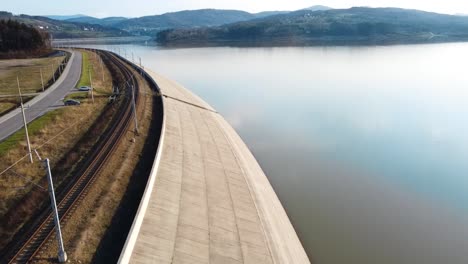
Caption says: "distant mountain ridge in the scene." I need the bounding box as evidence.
[301,5,332,11]
[2,8,297,39]
[0,11,130,38]
[10,5,467,46]
[49,8,315,36]
[114,9,254,35]
[111,8,305,36]
[31,6,331,38]
[46,14,87,20]
[156,7,468,46]
[66,16,129,27]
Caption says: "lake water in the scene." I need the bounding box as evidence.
[78,43,468,264]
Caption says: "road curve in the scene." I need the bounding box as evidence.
[119,68,310,263]
[0,50,82,142]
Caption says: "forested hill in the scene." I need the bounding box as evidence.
[0,19,50,56]
[156,7,468,46]
[112,9,284,36]
[0,11,130,39]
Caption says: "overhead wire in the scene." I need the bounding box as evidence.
[0,154,30,177]
[8,169,47,191]
[0,59,139,178]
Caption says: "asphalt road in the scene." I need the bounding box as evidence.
[0,50,82,142]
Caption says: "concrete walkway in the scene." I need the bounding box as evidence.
[0,50,82,142]
[119,71,310,264]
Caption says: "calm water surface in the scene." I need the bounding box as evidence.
[81,43,468,264]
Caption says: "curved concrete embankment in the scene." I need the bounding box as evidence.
[119,67,310,263]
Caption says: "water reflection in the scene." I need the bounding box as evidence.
[78,43,468,264]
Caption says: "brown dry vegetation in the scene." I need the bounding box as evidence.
[37,64,155,263]
[0,100,16,115]
[0,49,112,250]
[0,55,66,95]
[0,96,34,116]
[0,54,67,116]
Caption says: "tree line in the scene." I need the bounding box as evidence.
[0,19,50,53]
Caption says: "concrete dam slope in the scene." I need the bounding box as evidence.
[119,69,310,264]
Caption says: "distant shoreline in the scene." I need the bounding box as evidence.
[52,36,152,45]
[156,36,468,48]
[49,35,468,49]
[155,7,468,49]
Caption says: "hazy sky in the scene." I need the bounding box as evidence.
[3,0,468,18]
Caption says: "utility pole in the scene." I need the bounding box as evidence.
[44,158,68,263]
[139,57,145,76]
[17,76,33,163]
[131,84,139,135]
[88,67,94,103]
[20,105,32,163]
[100,58,104,82]
[40,68,45,92]
[132,52,134,64]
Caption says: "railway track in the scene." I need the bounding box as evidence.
[0,50,140,264]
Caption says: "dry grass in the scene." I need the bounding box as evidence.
[0,96,34,116]
[0,110,62,156]
[77,50,112,97]
[77,52,91,88]
[38,66,155,264]
[0,54,67,117]
[0,56,66,95]
[0,99,16,116]
[0,49,113,250]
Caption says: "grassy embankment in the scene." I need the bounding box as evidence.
[78,52,91,87]
[0,49,112,250]
[67,51,110,101]
[0,55,66,116]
